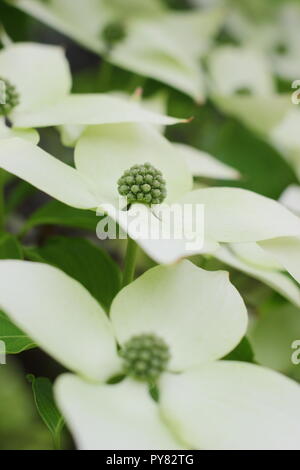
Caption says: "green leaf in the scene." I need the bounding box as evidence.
[249,300,300,376]
[20,200,100,236]
[0,232,23,259]
[27,375,64,450]
[222,337,255,363]
[6,181,36,214]
[205,119,297,199]
[25,236,122,312]
[0,363,53,450]
[167,103,297,199]
[0,310,35,354]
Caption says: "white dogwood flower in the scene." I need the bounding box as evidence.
[223,2,300,82]
[211,184,300,307]
[0,259,299,450]
[11,0,224,100]
[56,87,240,181]
[207,44,300,180]
[0,41,183,132]
[1,122,300,265]
[207,45,291,136]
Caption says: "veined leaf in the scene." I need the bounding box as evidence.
[0,232,23,259]
[20,200,100,236]
[25,236,121,311]
[0,310,35,354]
[27,375,64,450]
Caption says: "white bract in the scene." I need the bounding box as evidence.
[12,0,224,100]
[280,185,300,217]
[214,242,300,308]
[269,109,300,181]
[208,184,300,307]
[0,118,39,144]
[0,42,184,132]
[209,45,275,97]
[1,122,300,266]
[11,0,165,56]
[0,42,70,119]
[174,142,240,181]
[208,44,290,135]
[208,47,293,181]
[207,43,300,181]
[58,90,170,147]
[0,259,299,450]
[108,8,223,101]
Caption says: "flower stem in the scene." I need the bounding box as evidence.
[98,58,112,92]
[53,433,61,451]
[122,237,138,288]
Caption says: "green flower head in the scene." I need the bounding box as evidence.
[102,21,126,48]
[120,333,170,382]
[118,162,167,206]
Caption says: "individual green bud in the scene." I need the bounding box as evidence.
[131,185,139,194]
[144,174,153,184]
[118,184,129,195]
[0,77,20,117]
[117,163,167,206]
[120,333,170,382]
[135,174,144,184]
[141,184,151,193]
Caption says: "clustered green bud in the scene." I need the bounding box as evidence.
[274,42,288,55]
[0,77,19,116]
[120,334,170,382]
[102,21,126,48]
[118,163,167,206]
